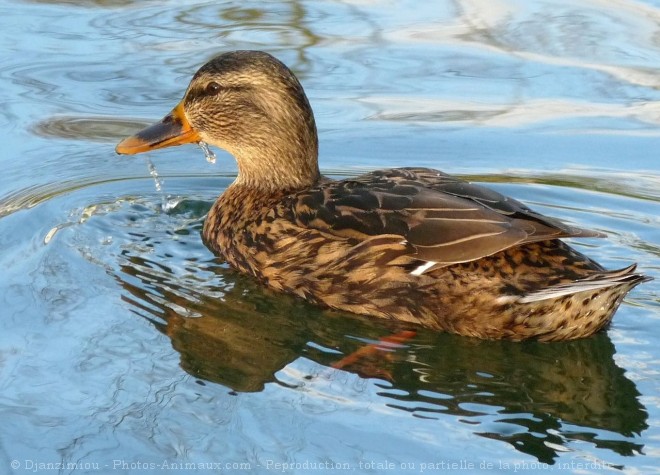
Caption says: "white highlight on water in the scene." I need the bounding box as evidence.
[44,226,59,244]
[198,141,216,164]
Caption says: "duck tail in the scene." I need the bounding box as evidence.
[518,264,651,304]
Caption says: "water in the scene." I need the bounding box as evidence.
[1,0,659,474]
[198,142,216,165]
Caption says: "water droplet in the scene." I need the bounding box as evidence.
[144,157,178,212]
[199,141,216,164]
[145,156,164,192]
[162,197,182,212]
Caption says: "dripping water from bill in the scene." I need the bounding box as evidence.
[144,156,179,212]
[143,141,216,212]
[199,141,216,164]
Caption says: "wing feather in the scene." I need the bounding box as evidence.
[287,167,603,268]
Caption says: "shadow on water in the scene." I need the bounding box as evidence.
[112,199,648,464]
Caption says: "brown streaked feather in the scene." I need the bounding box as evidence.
[287,167,603,268]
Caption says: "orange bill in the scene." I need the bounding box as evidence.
[115,102,200,155]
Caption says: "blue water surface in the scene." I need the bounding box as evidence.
[1,1,659,474]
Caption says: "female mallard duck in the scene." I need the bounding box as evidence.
[116,50,648,341]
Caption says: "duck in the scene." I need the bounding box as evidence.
[116,50,649,341]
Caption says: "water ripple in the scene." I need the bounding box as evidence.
[3,0,660,470]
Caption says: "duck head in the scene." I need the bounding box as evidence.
[116,51,320,190]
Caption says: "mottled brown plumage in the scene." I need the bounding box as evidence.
[116,50,650,341]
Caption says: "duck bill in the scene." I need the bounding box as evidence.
[115,102,200,155]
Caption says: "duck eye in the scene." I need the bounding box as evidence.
[205,81,222,95]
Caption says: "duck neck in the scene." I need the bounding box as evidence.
[233,146,320,192]
[230,98,321,192]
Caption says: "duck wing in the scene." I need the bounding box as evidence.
[289,167,603,268]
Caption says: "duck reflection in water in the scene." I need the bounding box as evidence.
[116,253,647,464]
